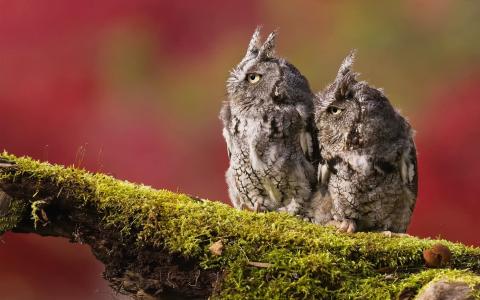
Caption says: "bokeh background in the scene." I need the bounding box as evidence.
[0,1,479,299]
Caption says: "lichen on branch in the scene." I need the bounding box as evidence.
[0,152,479,299]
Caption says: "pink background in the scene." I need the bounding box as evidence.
[0,1,479,299]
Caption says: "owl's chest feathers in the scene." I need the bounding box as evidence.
[321,123,366,152]
[229,108,300,170]
[324,150,399,180]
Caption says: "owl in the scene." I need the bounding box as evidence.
[220,28,319,215]
[309,51,417,233]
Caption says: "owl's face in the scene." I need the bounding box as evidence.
[316,51,396,150]
[227,55,282,104]
[315,51,361,149]
[316,92,361,148]
[227,28,312,109]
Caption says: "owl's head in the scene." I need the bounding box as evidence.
[227,27,312,109]
[316,51,400,150]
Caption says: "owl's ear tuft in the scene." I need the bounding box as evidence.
[258,30,277,59]
[337,49,357,77]
[334,50,358,99]
[239,27,277,64]
[245,26,262,57]
[335,72,357,101]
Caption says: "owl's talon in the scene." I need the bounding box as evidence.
[336,219,357,233]
[382,230,392,237]
[253,202,261,213]
[239,203,246,211]
[240,202,263,213]
[381,231,410,237]
[240,203,255,212]
[302,216,314,223]
[325,220,341,228]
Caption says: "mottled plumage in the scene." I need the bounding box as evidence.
[309,51,417,233]
[220,28,319,215]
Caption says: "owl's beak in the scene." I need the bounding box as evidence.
[274,85,281,97]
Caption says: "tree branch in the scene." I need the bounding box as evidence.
[0,153,479,299]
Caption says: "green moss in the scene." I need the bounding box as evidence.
[31,199,48,228]
[0,198,26,234]
[0,151,479,299]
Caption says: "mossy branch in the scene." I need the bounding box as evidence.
[0,152,479,300]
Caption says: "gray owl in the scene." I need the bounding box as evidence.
[309,51,417,233]
[220,28,319,215]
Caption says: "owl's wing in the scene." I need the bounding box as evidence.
[400,139,418,200]
[301,117,321,169]
[224,129,232,160]
[219,101,232,160]
[299,130,313,161]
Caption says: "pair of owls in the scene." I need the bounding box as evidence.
[220,28,417,233]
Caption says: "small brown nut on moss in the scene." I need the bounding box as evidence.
[423,243,452,267]
[209,240,223,256]
[431,243,452,265]
[423,249,441,267]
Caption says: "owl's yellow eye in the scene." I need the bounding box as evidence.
[246,73,261,84]
[327,106,342,115]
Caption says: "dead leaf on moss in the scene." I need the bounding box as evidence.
[136,289,156,300]
[209,240,223,256]
[0,158,15,168]
[247,261,273,268]
[40,209,48,222]
[376,267,394,274]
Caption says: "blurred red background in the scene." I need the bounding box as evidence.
[0,1,479,299]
